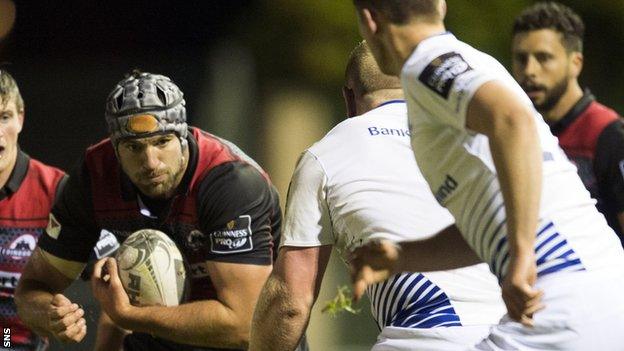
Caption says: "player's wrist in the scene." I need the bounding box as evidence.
[107,303,137,330]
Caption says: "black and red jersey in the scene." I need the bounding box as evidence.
[38,128,281,351]
[550,90,624,243]
[0,150,65,350]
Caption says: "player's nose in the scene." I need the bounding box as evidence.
[141,146,161,170]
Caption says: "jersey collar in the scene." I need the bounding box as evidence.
[549,89,595,135]
[376,99,406,108]
[0,148,30,200]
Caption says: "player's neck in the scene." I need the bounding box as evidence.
[359,90,404,115]
[389,21,446,73]
[542,82,584,123]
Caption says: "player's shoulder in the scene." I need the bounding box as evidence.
[197,160,272,205]
[26,157,66,187]
[587,100,621,124]
[403,33,499,80]
[309,104,407,156]
[28,157,64,175]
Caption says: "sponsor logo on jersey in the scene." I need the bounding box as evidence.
[94,230,120,259]
[434,175,458,204]
[46,214,61,239]
[367,126,411,137]
[419,52,472,99]
[1,234,36,261]
[209,215,253,254]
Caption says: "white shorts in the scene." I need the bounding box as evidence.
[471,270,624,350]
[372,325,492,351]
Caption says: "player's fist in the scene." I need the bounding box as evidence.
[502,253,544,327]
[91,258,132,328]
[349,240,401,301]
[47,294,87,343]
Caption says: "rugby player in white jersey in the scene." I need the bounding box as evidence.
[349,0,624,349]
[249,41,505,351]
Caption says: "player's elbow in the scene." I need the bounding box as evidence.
[229,326,251,350]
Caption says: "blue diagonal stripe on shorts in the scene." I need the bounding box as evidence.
[369,272,461,329]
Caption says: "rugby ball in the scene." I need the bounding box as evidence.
[116,229,186,307]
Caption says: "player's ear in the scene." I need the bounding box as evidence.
[569,51,583,79]
[357,7,379,36]
[17,110,24,134]
[342,85,357,118]
[438,0,447,19]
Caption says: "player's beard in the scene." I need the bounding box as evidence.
[135,156,186,199]
[533,76,569,114]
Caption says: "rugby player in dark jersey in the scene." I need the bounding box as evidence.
[15,71,282,351]
[512,2,624,243]
[0,70,66,351]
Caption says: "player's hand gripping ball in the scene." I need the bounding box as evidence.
[116,229,187,307]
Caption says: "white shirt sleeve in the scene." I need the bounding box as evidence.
[402,50,496,130]
[280,151,334,247]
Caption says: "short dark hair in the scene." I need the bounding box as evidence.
[513,2,585,52]
[353,0,441,24]
[0,70,24,112]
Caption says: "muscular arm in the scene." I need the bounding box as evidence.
[466,80,543,323]
[15,248,87,341]
[96,258,272,349]
[250,245,332,351]
[351,225,481,299]
[466,80,542,262]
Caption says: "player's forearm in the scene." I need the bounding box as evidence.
[115,299,250,349]
[250,274,312,351]
[15,280,56,337]
[94,312,127,351]
[488,108,542,255]
[398,225,482,272]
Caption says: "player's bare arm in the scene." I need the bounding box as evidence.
[250,245,332,351]
[466,80,544,325]
[92,256,271,349]
[350,225,481,300]
[93,311,127,351]
[15,247,87,343]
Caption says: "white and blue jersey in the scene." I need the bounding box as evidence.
[281,102,505,348]
[401,32,624,349]
[401,32,624,281]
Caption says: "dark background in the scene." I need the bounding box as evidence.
[1,1,623,350]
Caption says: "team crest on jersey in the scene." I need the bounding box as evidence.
[46,213,61,239]
[186,230,207,251]
[209,215,253,254]
[419,52,472,99]
[2,234,36,261]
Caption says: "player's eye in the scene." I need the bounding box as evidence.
[124,143,141,152]
[0,113,11,122]
[156,138,172,147]
[535,53,553,63]
[513,54,528,66]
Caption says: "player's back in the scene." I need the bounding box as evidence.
[307,102,504,334]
